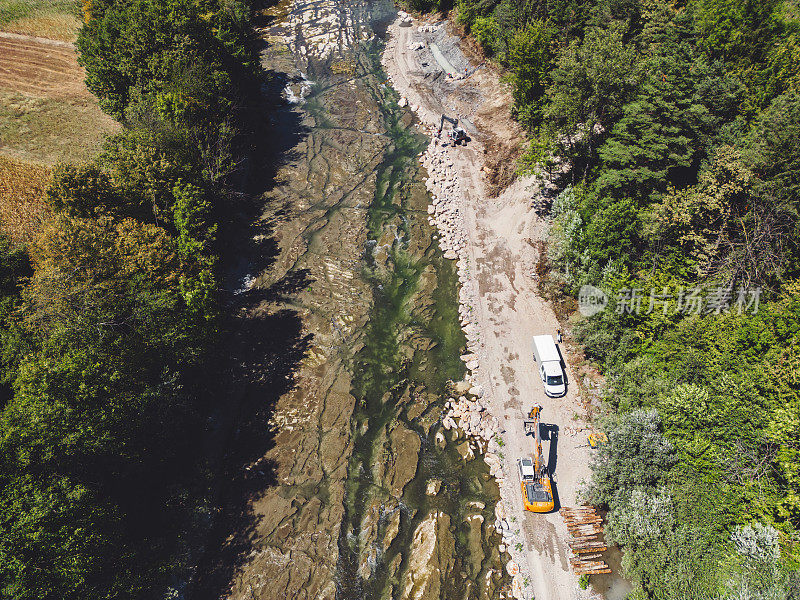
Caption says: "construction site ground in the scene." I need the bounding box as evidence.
[383,16,631,600]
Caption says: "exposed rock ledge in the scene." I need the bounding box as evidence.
[401,511,455,600]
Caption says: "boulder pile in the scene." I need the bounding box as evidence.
[397,10,413,27]
[417,123,516,510]
[422,141,465,260]
[419,135,483,369]
[442,396,499,445]
[418,117,534,600]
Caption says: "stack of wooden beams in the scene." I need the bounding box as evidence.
[560,506,611,575]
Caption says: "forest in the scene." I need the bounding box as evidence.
[0,0,261,598]
[404,0,800,597]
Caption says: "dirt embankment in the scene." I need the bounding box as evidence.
[383,14,601,600]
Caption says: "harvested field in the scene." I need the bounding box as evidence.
[0,155,52,244]
[0,34,119,164]
[0,23,115,242]
[0,12,80,41]
[0,90,116,164]
[0,34,88,98]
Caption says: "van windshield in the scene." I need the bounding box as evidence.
[547,375,563,386]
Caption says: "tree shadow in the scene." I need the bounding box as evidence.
[191,307,311,600]
[189,57,312,599]
[244,268,314,304]
[216,67,308,290]
[252,0,285,28]
[542,423,561,512]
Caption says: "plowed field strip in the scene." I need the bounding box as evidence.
[0,36,89,98]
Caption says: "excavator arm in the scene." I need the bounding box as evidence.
[521,404,554,513]
[528,404,545,475]
[440,114,458,131]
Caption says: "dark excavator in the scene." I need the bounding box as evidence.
[438,114,467,145]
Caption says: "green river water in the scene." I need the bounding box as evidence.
[336,38,501,599]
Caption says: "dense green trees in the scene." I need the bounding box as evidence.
[583,410,676,506]
[0,0,260,598]
[546,21,641,161]
[505,21,553,128]
[445,0,800,597]
[77,0,257,123]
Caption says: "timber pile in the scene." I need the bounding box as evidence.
[561,506,612,575]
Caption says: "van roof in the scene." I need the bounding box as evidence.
[533,335,560,363]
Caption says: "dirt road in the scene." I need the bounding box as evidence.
[384,17,595,600]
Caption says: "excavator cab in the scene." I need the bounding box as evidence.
[519,404,555,513]
[518,458,554,512]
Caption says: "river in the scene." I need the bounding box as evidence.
[191,1,508,599]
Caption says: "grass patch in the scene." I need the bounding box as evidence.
[0,91,118,164]
[0,155,52,244]
[0,0,81,41]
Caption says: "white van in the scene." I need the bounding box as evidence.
[532,335,566,397]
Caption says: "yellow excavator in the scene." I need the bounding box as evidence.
[518,404,555,513]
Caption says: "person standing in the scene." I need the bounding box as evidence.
[556,329,563,343]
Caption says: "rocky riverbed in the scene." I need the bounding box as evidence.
[192,2,514,600]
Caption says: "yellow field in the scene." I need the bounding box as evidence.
[1,12,80,40]
[0,0,82,42]
[0,1,119,166]
[0,155,52,244]
[0,1,115,246]
[0,1,116,247]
